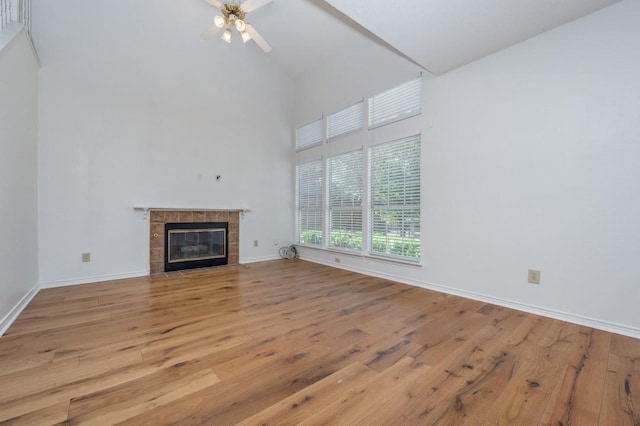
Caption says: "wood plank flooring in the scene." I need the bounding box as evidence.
[0,259,638,425]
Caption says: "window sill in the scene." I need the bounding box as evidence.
[294,244,423,268]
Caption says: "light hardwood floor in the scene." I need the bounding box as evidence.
[0,260,638,425]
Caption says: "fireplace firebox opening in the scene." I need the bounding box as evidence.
[164,222,228,272]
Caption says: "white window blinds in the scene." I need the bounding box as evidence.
[296,118,324,151]
[328,151,363,250]
[296,160,323,245]
[369,136,421,260]
[327,101,363,141]
[368,77,422,129]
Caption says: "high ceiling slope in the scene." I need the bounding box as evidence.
[323,0,622,75]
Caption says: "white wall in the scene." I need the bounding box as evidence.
[33,0,294,286]
[0,31,39,331]
[295,0,640,336]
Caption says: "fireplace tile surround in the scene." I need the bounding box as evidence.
[149,210,239,274]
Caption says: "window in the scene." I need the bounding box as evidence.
[328,151,363,250]
[369,136,421,260]
[296,160,323,245]
[294,75,422,263]
[368,77,422,129]
[296,118,323,151]
[327,101,363,141]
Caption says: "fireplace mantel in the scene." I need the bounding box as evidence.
[134,206,250,220]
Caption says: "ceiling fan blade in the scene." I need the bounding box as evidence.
[204,0,223,9]
[245,24,271,53]
[240,0,272,13]
[201,24,222,40]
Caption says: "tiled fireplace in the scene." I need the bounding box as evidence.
[149,210,239,274]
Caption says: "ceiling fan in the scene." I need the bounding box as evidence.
[201,0,273,53]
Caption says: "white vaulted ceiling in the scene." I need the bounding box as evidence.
[323,0,622,75]
[31,0,622,79]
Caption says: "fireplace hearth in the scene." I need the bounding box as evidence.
[165,222,228,272]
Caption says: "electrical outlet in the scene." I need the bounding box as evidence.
[528,269,541,284]
[253,240,259,247]
[82,252,91,263]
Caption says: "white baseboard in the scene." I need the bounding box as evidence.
[0,283,40,337]
[40,271,148,289]
[301,256,640,340]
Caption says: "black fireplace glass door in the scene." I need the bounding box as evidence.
[164,222,229,272]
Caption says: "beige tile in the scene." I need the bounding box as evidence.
[150,211,164,224]
[211,212,228,222]
[150,224,164,238]
[193,211,207,222]
[150,248,164,263]
[179,211,193,222]
[229,222,239,234]
[150,262,164,275]
[150,225,164,251]
[150,237,164,250]
[229,232,239,244]
[229,242,239,257]
[165,211,180,223]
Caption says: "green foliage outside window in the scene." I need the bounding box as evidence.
[300,229,420,259]
[299,230,322,245]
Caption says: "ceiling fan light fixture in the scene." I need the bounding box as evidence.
[214,15,226,28]
[235,19,246,32]
[203,0,272,53]
[221,28,232,43]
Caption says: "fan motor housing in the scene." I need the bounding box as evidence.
[222,3,246,21]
